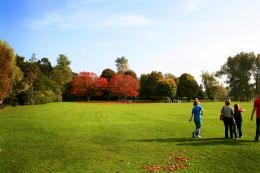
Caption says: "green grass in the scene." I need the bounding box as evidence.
[0,102,259,173]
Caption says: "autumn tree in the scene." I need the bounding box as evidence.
[115,56,129,73]
[94,77,108,97]
[109,74,140,101]
[0,40,21,102]
[177,73,199,101]
[71,72,97,101]
[156,79,177,100]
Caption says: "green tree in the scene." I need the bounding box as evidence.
[164,73,179,85]
[38,57,52,77]
[51,54,73,91]
[201,71,220,100]
[217,52,255,101]
[140,71,163,99]
[115,56,129,73]
[253,54,260,94]
[197,84,205,100]
[177,73,199,101]
[214,84,228,100]
[100,68,116,81]
[124,69,137,79]
[156,79,177,100]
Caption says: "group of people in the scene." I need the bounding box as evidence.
[189,95,260,141]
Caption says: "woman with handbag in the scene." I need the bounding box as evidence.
[221,99,235,139]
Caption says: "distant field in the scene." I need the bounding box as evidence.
[0,102,259,173]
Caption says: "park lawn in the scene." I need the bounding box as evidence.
[0,102,259,173]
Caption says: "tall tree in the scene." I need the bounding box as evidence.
[253,54,260,94]
[156,79,177,100]
[177,73,199,101]
[70,72,97,101]
[52,54,73,91]
[38,57,52,77]
[94,77,108,97]
[201,71,220,100]
[140,71,163,99]
[0,40,21,102]
[109,74,140,101]
[217,52,255,100]
[115,56,129,73]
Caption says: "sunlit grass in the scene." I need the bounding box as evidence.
[0,102,259,173]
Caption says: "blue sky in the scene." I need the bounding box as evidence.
[1,0,260,82]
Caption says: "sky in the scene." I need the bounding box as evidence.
[1,0,260,83]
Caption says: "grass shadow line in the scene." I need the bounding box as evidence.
[129,137,255,146]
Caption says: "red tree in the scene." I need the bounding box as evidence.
[109,74,140,101]
[71,72,97,101]
[94,77,108,96]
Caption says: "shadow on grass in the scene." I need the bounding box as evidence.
[129,137,255,146]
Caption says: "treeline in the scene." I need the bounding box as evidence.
[1,40,260,106]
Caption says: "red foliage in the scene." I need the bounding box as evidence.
[144,151,192,172]
[94,77,108,96]
[71,72,97,97]
[109,74,140,98]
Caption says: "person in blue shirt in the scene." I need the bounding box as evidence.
[189,100,203,138]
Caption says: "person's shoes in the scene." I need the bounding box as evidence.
[192,132,195,138]
[239,135,242,138]
[197,135,201,138]
[255,137,259,141]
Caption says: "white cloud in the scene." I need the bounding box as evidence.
[182,0,208,14]
[27,0,156,30]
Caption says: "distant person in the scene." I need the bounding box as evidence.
[234,104,245,138]
[251,94,260,141]
[189,101,203,138]
[221,99,235,139]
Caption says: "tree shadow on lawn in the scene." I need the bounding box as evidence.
[129,137,255,146]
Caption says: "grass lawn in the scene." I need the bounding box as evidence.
[0,102,259,173]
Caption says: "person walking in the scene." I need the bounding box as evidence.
[189,100,203,138]
[221,99,235,139]
[251,94,260,141]
[234,104,245,138]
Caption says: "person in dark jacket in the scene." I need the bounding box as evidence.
[234,104,245,138]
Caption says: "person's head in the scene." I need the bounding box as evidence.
[193,101,198,106]
[225,99,231,106]
[234,104,239,111]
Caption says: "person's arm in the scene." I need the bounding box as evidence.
[201,108,204,116]
[239,107,246,112]
[251,106,256,121]
[189,112,193,122]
